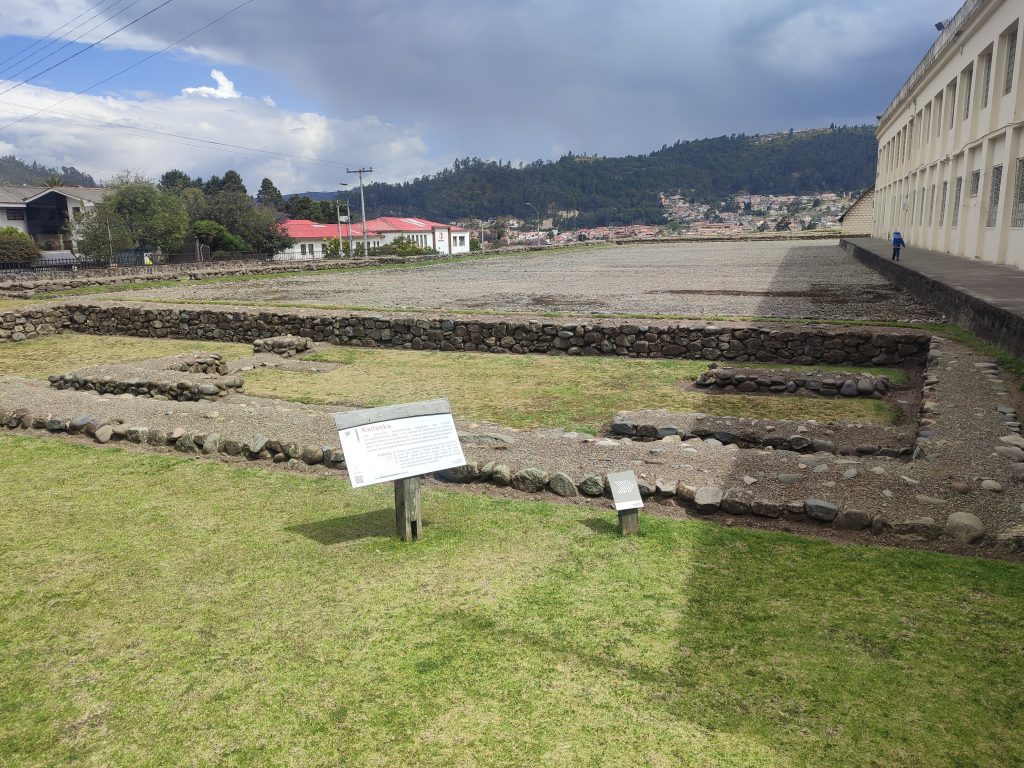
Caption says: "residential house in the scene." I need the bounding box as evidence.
[0,185,106,250]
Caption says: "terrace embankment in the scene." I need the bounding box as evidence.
[18,302,930,366]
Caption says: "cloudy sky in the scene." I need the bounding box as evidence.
[0,0,961,192]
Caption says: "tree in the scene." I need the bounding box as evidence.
[0,226,40,264]
[42,174,63,187]
[469,237,481,251]
[323,236,341,258]
[220,169,247,195]
[192,219,249,251]
[159,169,198,192]
[256,178,285,210]
[206,190,290,254]
[76,173,189,256]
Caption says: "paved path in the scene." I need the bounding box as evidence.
[846,237,1024,319]
[843,237,1024,357]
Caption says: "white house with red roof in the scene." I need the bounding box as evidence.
[278,216,470,260]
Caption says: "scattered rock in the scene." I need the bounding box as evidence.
[93,425,113,444]
[980,479,1003,493]
[994,446,1024,462]
[440,462,481,483]
[833,509,871,530]
[510,467,547,493]
[693,486,722,512]
[655,478,678,496]
[914,494,946,507]
[548,472,578,497]
[893,517,942,540]
[945,512,986,545]
[578,475,605,497]
[491,464,512,486]
[776,473,803,485]
[804,499,839,522]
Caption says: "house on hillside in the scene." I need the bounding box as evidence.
[278,216,470,260]
[0,185,106,250]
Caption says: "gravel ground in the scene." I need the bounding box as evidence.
[0,333,1020,557]
[110,240,944,322]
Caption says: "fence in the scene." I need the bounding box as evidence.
[0,250,276,278]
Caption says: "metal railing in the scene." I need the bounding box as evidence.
[878,0,986,126]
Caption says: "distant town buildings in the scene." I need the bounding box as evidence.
[873,0,1023,269]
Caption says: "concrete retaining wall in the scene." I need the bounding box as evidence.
[840,238,1024,359]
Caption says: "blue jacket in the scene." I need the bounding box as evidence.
[892,233,906,249]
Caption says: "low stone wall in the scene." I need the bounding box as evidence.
[0,306,70,342]
[171,352,229,375]
[608,415,910,457]
[841,238,1024,359]
[253,335,312,356]
[48,372,244,401]
[694,367,891,398]
[1,407,346,467]
[61,303,931,365]
[0,254,446,298]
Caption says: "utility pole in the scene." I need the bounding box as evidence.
[335,182,349,257]
[347,167,373,256]
[106,219,115,266]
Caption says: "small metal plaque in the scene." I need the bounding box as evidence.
[607,470,644,511]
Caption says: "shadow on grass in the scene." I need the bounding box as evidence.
[286,507,398,544]
[579,516,617,535]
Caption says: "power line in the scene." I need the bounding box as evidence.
[0,100,357,170]
[0,0,141,80]
[0,0,125,71]
[0,0,257,132]
[0,0,176,99]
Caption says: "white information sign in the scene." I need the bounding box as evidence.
[334,399,466,489]
[607,470,644,511]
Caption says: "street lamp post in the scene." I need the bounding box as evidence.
[524,202,541,241]
[335,183,350,257]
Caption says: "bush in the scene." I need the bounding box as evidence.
[0,227,41,264]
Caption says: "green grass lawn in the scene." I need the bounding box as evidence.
[0,434,1021,767]
[0,333,251,379]
[243,347,904,433]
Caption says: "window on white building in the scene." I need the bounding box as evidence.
[1005,26,1018,95]
[981,48,993,108]
[948,80,957,129]
[970,170,981,197]
[952,176,963,228]
[986,165,1003,228]
[938,180,948,227]
[5,208,25,221]
[928,184,936,225]
[300,243,307,255]
[1011,158,1024,228]
[962,67,973,120]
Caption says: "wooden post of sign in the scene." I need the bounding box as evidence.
[394,476,422,541]
[618,509,639,536]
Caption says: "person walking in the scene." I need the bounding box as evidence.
[891,231,906,261]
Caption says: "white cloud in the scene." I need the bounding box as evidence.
[0,78,443,191]
[181,69,240,99]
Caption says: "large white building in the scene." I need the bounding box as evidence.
[279,216,470,260]
[873,0,1023,270]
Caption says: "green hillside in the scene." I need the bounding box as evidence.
[0,155,96,187]
[342,125,876,227]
